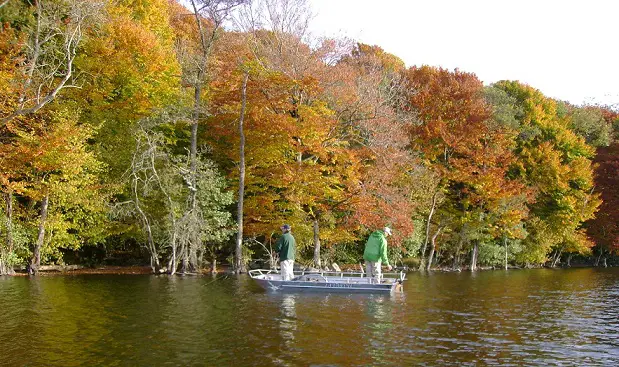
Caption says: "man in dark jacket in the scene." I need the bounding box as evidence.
[275,224,296,280]
[363,227,393,283]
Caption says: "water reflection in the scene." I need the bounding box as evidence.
[364,296,392,365]
[0,268,617,366]
[282,295,298,344]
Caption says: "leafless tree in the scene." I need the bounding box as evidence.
[126,128,167,273]
[235,0,321,85]
[174,0,247,272]
[119,110,233,275]
[119,117,185,274]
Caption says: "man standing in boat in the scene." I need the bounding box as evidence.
[276,224,296,281]
[363,227,393,283]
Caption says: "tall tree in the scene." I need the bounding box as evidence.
[491,81,600,266]
[223,1,372,268]
[172,0,246,272]
[74,0,181,181]
[0,108,106,275]
[120,111,234,274]
[335,44,417,251]
[586,141,619,263]
[405,67,528,270]
[234,71,249,273]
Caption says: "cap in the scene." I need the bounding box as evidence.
[383,227,392,236]
[281,224,291,231]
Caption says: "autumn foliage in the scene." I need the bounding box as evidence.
[0,0,615,274]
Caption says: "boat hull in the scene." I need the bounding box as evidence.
[249,270,403,293]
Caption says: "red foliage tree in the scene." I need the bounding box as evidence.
[587,142,619,255]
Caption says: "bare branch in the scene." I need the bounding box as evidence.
[0,0,105,126]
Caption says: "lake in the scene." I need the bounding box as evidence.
[0,268,617,366]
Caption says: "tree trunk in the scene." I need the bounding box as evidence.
[188,0,209,212]
[183,0,233,275]
[419,190,438,271]
[470,241,478,272]
[426,226,442,271]
[185,73,201,273]
[504,236,508,270]
[0,248,6,276]
[551,247,563,268]
[189,244,198,271]
[133,176,159,273]
[566,253,573,268]
[180,1,209,275]
[181,242,189,274]
[0,192,14,275]
[211,258,218,274]
[313,219,321,269]
[451,226,466,270]
[189,82,201,210]
[452,252,460,270]
[151,256,161,274]
[268,238,277,270]
[0,233,5,276]
[168,236,177,275]
[435,249,443,267]
[30,194,49,275]
[5,191,13,253]
[234,72,249,274]
[595,249,603,267]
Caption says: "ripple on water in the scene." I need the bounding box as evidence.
[0,268,618,366]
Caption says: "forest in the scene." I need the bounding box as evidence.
[0,0,617,276]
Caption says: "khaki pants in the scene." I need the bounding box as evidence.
[365,261,382,283]
[280,259,295,281]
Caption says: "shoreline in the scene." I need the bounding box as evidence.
[3,263,616,276]
[8,265,154,276]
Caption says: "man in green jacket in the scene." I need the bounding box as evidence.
[275,224,296,281]
[363,227,393,283]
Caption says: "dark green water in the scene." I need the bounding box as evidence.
[0,268,617,366]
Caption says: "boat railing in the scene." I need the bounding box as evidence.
[249,268,406,282]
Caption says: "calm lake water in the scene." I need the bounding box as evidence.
[0,268,617,366]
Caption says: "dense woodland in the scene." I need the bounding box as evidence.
[0,0,617,276]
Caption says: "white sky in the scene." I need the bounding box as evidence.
[308,0,619,106]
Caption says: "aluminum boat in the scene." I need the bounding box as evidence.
[249,269,406,293]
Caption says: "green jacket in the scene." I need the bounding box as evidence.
[363,231,389,265]
[275,232,296,261]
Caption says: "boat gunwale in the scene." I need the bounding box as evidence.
[249,269,405,293]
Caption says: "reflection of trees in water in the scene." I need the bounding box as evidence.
[24,277,117,365]
[365,295,394,363]
[266,294,298,366]
[279,294,297,343]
